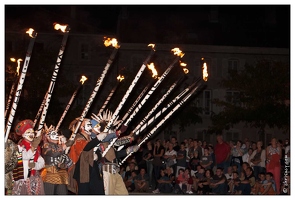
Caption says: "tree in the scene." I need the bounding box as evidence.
[210,59,290,134]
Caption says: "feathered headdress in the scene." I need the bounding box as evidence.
[91,109,122,132]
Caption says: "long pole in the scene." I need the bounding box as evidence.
[119,80,205,165]
[123,54,181,127]
[101,45,156,157]
[97,75,123,115]
[5,29,37,143]
[55,76,87,131]
[32,91,48,128]
[4,77,19,121]
[65,41,120,154]
[132,75,188,134]
[36,24,70,137]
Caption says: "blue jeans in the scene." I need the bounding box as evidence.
[216,160,231,173]
[212,182,228,194]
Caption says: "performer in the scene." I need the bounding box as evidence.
[11,119,45,195]
[41,125,73,195]
[86,112,139,195]
[5,138,18,195]
[67,118,93,194]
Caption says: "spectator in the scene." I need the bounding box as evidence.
[260,172,277,195]
[249,140,266,179]
[142,140,154,189]
[228,171,240,194]
[200,147,213,170]
[197,169,214,194]
[230,140,244,173]
[152,139,165,182]
[163,143,177,174]
[252,172,267,194]
[188,151,200,176]
[242,147,254,167]
[214,134,231,173]
[225,166,234,180]
[210,167,228,194]
[152,169,173,194]
[125,171,137,192]
[176,142,187,174]
[170,136,180,152]
[239,166,255,194]
[266,137,282,194]
[134,168,149,192]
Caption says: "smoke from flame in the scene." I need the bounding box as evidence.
[203,63,208,81]
[53,23,68,32]
[104,37,120,49]
[171,48,185,58]
[147,63,158,78]
[117,75,125,82]
[80,75,88,84]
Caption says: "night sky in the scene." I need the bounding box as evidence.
[5,5,290,48]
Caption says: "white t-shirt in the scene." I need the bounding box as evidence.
[164,149,177,164]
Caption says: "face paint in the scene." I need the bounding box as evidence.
[83,120,92,135]
[22,128,35,142]
[47,130,60,141]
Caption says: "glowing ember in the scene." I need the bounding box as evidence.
[147,63,158,78]
[104,37,120,49]
[117,75,125,82]
[148,44,155,49]
[171,48,185,58]
[180,62,187,67]
[16,59,23,76]
[10,58,16,62]
[202,63,208,81]
[80,75,88,84]
[183,68,189,74]
[26,28,36,38]
[53,23,68,32]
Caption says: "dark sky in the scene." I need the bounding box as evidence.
[5,5,291,48]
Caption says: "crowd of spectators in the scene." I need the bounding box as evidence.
[119,134,290,195]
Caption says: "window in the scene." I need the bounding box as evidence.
[226,91,241,106]
[228,59,239,73]
[225,131,240,141]
[80,43,89,60]
[203,90,211,115]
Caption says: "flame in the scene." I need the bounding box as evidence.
[202,63,208,81]
[16,59,23,76]
[171,48,185,58]
[80,75,88,84]
[10,58,16,62]
[183,68,189,74]
[53,23,68,32]
[147,63,158,78]
[117,75,125,82]
[180,62,187,67]
[104,37,120,49]
[148,43,155,49]
[26,28,36,38]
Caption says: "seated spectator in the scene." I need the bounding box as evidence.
[239,166,255,194]
[184,168,193,194]
[197,169,214,194]
[192,165,205,192]
[232,164,238,173]
[124,171,137,192]
[260,172,276,195]
[228,171,240,194]
[134,168,149,192]
[210,167,228,194]
[225,166,234,180]
[188,151,200,176]
[152,169,174,194]
[252,172,267,194]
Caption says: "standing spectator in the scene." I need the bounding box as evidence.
[152,139,165,182]
[210,167,228,194]
[250,140,266,179]
[198,140,205,156]
[143,140,154,189]
[266,137,282,194]
[200,147,213,170]
[163,143,177,174]
[134,168,149,192]
[251,141,257,151]
[208,144,216,170]
[214,133,231,173]
[176,142,187,174]
[170,136,180,152]
[230,140,244,173]
[242,147,254,167]
[186,139,194,168]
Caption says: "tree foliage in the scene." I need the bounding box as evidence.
[210,59,290,133]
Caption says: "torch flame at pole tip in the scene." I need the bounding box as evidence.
[171,47,185,58]
[16,59,23,76]
[80,75,88,84]
[53,23,69,33]
[117,75,125,82]
[148,43,156,50]
[203,63,209,82]
[147,63,158,79]
[104,37,120,49]
[26,28,37,38]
